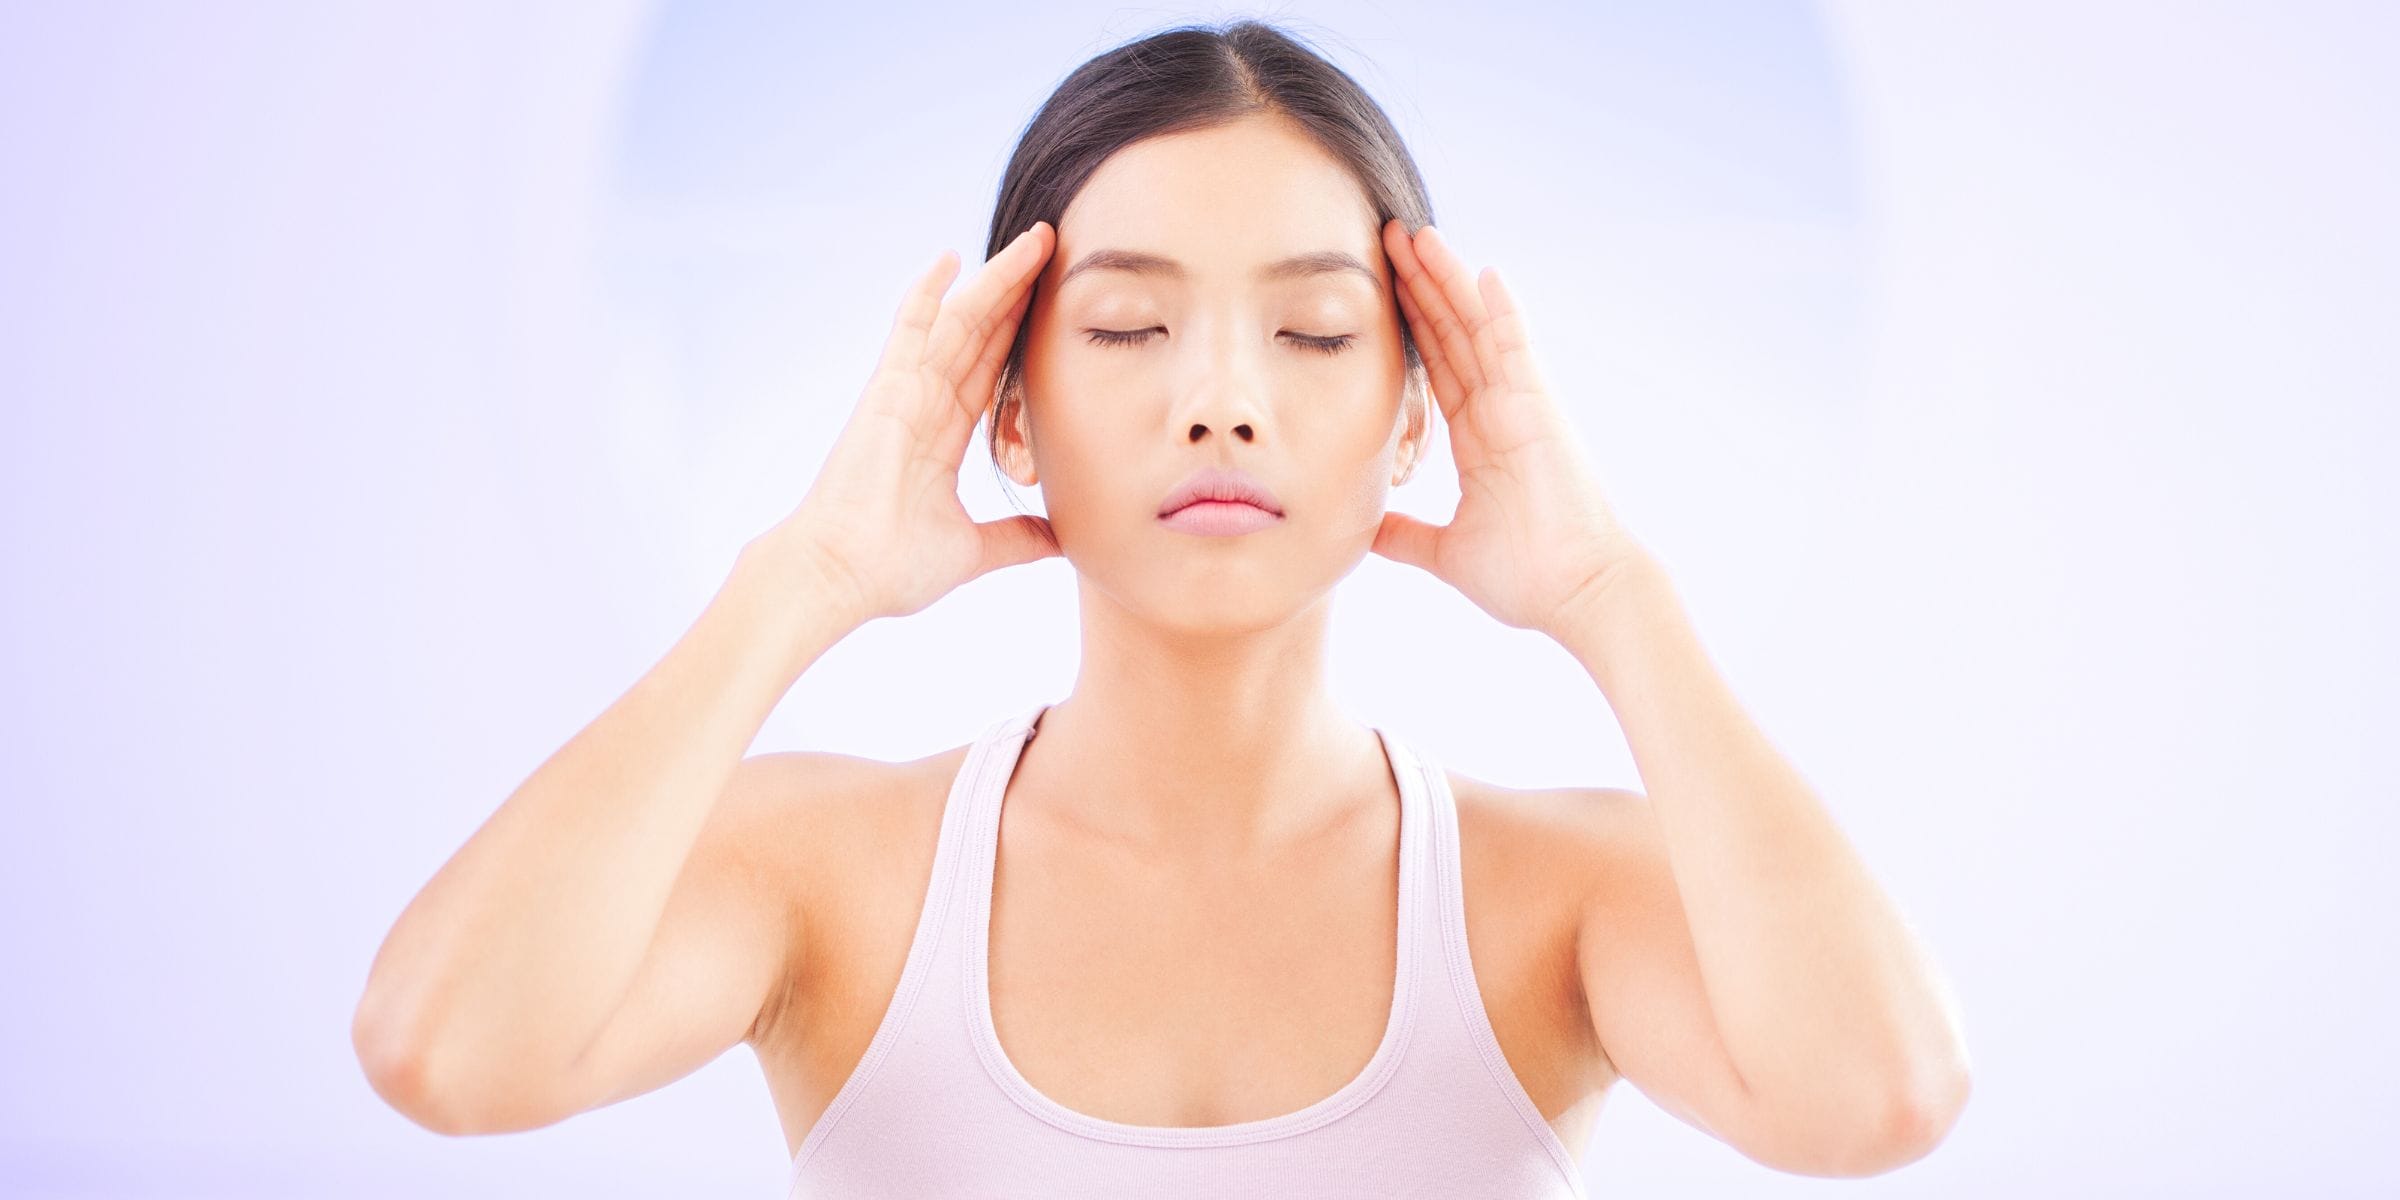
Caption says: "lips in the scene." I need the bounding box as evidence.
[1157,466,1284,518]
[1159,499,1282,536]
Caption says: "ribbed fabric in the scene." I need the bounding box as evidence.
[786,702,1589,1198]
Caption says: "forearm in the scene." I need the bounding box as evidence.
[1554,550,1968,1118]
[354,540,861,1091]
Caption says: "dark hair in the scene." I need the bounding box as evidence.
[979,18,1435,493]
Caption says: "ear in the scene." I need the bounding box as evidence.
[1392,370,1431,486]
[994,385,1039,486]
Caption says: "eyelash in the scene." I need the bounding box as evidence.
[1085,328,1357,356]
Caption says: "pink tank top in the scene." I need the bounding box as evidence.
[786,702,1589,1198]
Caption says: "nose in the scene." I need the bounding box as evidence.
[1171,325,1270,444]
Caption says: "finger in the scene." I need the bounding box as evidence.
[877,249,962,379]
[1388,222,1487,398]
[1477,266,1548,397]
[944,282,1035,467]
[1390,248,1467,424]
[1371,508,1443,573]
[974,513,1061,577]
[956,258,1035,408]
[1412,225,1507,395]
[926,221,1052,383]
[1382,220,1463,412]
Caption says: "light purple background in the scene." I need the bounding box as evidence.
[4,3,2393,1196]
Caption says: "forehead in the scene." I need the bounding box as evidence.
[1050,117,1385,291]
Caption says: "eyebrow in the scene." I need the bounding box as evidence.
[1057,247,1382,290]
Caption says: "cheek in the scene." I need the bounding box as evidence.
[1016,391,1149,525]
[1326,454,1395,531]
[1295,371,1404,450]
[1285,391,1404,533]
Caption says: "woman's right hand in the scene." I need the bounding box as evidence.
[755,221,1061,624]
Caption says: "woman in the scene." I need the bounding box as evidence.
[353,19,1971,1197]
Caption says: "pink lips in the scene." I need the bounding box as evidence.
[1160,501,1282,535]
[1157,466,1284,536]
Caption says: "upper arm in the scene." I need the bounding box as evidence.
[520,750,862,1127]
[1569,786,1824,1174]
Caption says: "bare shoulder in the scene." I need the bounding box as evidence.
[1441,767,1643,1123]
[783,741,970,880]
[1441,766,1622,966]
[742,740,973,1050]
[1442,767,1646,904]
[731,741,966,869]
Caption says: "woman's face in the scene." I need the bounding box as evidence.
[1002,113,1428,633]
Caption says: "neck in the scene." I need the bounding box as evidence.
[1019,578,1386,858]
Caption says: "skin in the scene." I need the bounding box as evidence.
[353,110,1970,1181]
[792,110,1973,1170]
[760,111,1620,1153]
[985,111,1436,855]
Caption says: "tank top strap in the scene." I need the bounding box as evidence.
[784,707,1025,1174]
[787,704,1589,1196]
[1394,730,1591,1189]
[1371,720,1442,956]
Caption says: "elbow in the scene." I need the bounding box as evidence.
[353,996,582,1138]
[1826,1060,1973,1177]
[353,993,480,1137]
[355,1032,466,1137]
[1741,1058,1972,1179]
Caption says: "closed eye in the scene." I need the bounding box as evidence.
[1085,328,1357,356]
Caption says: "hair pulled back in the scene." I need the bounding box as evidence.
[980,19,1435,481]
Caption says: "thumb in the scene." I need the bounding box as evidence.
[973,513,1062,578]
[1372,510,1442,573]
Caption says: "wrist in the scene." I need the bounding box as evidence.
[1546,539,1671,643]
[1546,553,1686,702]
[723,534,872,675]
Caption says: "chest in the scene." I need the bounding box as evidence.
[981,804,1407,1128]
[760,763,1610,1159]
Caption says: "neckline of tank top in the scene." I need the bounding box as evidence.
[960,699,1429,1147]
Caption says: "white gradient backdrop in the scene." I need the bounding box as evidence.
[2,2,2392,1196]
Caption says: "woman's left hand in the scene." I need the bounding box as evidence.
[1372,217,1651,638]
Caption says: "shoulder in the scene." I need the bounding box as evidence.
[732,742,971,908]
[745,741,973,939]
[1444,767,1646,907]
[1491,780,1679,1088]
[1442,769,1643,1088]
[1448,774,1659,958]
[708,748,923,855]
[724,742,971,1050]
